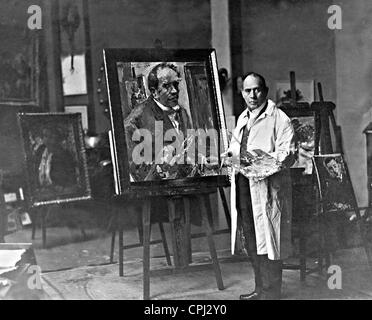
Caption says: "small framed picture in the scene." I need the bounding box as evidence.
[5,207,22,235]
[275,80,315,104]
[20,212,32,226]
[61,54,87,96]
[17,113,91,207]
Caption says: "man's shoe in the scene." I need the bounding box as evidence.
[239,291,261,300]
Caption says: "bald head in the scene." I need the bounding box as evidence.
[241,72,268,111]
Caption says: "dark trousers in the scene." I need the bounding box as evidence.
[236,173,283,300]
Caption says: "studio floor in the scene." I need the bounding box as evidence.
[4,221,372,300]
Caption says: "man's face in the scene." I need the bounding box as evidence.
[241,75,268,111]
[153,67,181,108]
[326,159,342,180]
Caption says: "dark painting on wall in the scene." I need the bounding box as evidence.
[0,24,39,106]
[17,113,91,206]
[0,106,37,183]
[104,49,228,194]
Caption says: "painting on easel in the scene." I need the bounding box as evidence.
[104,48,229,194]
[312,154,358,221]
[280,107,319,175]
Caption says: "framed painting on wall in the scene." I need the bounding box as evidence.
[17,113,91,207]
[61,54,88,96]
[0,23,39,106]
[103,48,229,194]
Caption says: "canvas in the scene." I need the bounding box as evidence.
[280,107,320,175]
[104,48,228,194]
[17,113,91,206]
[312,154,358,215]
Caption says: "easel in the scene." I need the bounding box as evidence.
[312,83,372,270]
[282,72,371,276]
[0,174,6,243]
[30,205,53,249]
[30,202,88,249]
[277,71,322,280]
[109,186,231,264]
[114,177,228,300]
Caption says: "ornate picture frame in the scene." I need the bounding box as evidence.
[104,48,228,194]
[17,113,91,207]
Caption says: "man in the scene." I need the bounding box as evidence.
[124,62,192,181]
[226,72,295,300]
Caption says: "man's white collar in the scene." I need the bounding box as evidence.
[247,100,266,116]
[154,99,171,112]
[154,98,181,112]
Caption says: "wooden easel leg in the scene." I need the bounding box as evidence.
[142,199,151,300]
[137,210,144,246]
[42,207,47,249]
[168,199,181,268]
[358,219,372,269]
[158,223,172,266]
[299,216,307,282]
[218,187,231,230]
[110,206,118,264]
[325,252,331,270]
[118,224,124,277]
[30,208,37,240]
[200,194,224,290]
[0,207,5,243]
[0,186,5,243]
[183,197,192,264]
[110,229,116,264]
[317,212,324,275]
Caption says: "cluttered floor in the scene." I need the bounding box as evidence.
[2,218,372,300]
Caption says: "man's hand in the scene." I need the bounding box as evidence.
[221,151,239,167]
